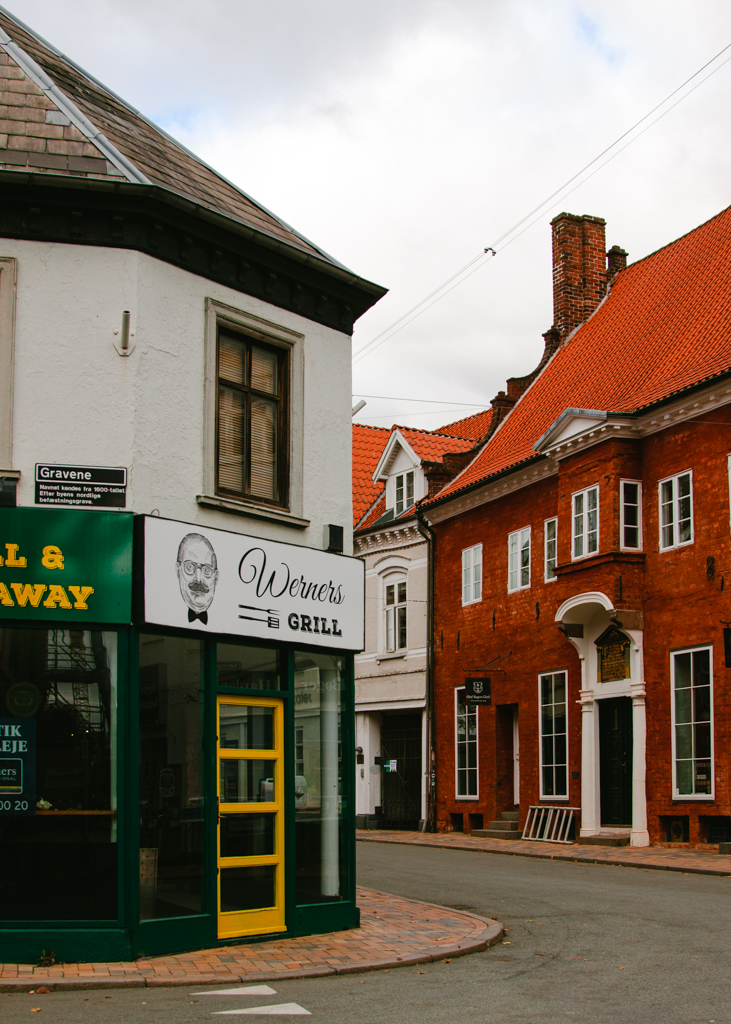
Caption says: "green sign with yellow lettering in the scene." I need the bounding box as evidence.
[0,508,133,623]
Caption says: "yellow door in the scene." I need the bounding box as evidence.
[217,695,285,938]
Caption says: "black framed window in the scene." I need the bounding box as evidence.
[216,329,288,506]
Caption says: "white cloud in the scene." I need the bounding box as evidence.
[7,0,731,428]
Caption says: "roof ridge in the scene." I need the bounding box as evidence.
[0,19,146,183]
[437,407,490,428]
[394,424,472,440]
[616,200,731,277]
[0,4,353,271]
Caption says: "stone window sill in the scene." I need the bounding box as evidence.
[197,493,310,529]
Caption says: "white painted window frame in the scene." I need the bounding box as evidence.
[619,479,643,551]
[571,484,599,560]
[508,526,531,592]
[395,470,415,516]
[544,518,558,582]
[462,544,482,606]
[538,670,569,801]
[455,686,479,800]
[658,470,694,552]
[384,576,407,653]
[670,644,714,801]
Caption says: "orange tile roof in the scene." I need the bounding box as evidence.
[429,203,731,505]
[438,408,494,440]
[352,424,392,526]
[395,427,476,461]
[355,493,388,531]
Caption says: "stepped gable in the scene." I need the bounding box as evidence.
[427,203,731,506]
[352,423,391,526]
[437,408,493,441]
[0,7,343,265]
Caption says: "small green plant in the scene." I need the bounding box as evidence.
[36,949,55,967]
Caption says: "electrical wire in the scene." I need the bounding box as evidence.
[352,393,487,406]
[352,40,731,367]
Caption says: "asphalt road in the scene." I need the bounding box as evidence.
[2,842,731,1023]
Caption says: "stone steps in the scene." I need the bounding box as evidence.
[472,810,522,841]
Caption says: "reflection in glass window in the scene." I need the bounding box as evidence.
[0,628,117,921]
[139,634,203,921]
[455,689,477,798]
[673,647,713,797]
[217,643,280,690]
[220,759,275,803]
[294,652,344,904]
[219,704,274,749]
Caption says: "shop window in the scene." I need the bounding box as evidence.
[217,642,280,689]
[659,471,693,551]
[572,485,599,558]
[544,518,558,581]
[0,628,118,921]
[620,480,642,549]
[539,671,568,799]
[216,328,288,506]
[508,527,531,592]
[462,544,482,606]
[139,634,204,921]
[294,651,346,905]
[671,645,713,799]
[455,688,478,799]
[385,580,407,652]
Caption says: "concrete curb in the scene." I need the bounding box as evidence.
[357,834,731,878]
[0,893,503,992]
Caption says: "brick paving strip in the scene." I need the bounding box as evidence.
[357,829,731,877]
[0,887,502,992]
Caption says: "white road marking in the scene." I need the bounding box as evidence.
[194,987,278,996]
[212,1003,311,1016]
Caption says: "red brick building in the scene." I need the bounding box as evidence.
[420,208,731,848]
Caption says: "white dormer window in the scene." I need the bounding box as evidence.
[395,471,415,516]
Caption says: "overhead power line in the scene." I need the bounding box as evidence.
[352,40,731,368]
[352,393,488,407]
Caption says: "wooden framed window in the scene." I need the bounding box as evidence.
[572,485,599,559]
[544,518,558,581]
[385,580,407,652]
[659,471,693,551]
[671,645,713,799]
[620,480,642,550]
[395,471,414,516]
[216,328,288,505]
[462,544,482,606]
[508,527,531,592]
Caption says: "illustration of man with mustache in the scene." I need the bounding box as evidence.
[176,533,218,624]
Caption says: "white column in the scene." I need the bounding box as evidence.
[579,689,598,836]
[630,683,650,847]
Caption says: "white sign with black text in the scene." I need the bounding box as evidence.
[142,516,365,651]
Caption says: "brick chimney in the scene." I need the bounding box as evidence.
[606,244,628,284]
[551,213,607,339]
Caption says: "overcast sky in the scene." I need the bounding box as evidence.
[6,0,731,430]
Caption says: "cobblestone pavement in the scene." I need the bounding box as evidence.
[357,830,731,875]
[0,887,502,991]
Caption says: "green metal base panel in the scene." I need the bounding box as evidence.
[0,929,132,964]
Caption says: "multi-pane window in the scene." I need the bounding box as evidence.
[385,580,407,652]
[508,527,531,591]
[455,688,478,798]
[539,672,568,798]
[544,518,558,581]
[672,646,713,798]
[216,329,287,505]
[395,471,415,516]
[462,544,482,605]
[659,471,693,551]
[620,480,642,549]
[572,485,599,558]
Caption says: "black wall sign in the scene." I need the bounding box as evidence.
[0,718,35,816]
[465,677,491,705]
[35,464,127,508]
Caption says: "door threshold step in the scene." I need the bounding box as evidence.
[577,834,630,846]
[472,828,522,840]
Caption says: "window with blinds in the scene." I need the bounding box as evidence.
[216,329,287,504]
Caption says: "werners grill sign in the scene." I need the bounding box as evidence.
[0,508,133,622]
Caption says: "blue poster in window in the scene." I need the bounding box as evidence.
[0,719,35,816]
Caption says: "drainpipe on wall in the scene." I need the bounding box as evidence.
[415,507,436,832]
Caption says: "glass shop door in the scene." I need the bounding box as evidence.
[217,696,285,938]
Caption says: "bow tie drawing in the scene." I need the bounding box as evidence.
[188,608,208,624]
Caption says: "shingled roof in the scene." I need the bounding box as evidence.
[0,5,383,292]
[352,424,392,527]
[436,408,493,442]
[427,203,731,506]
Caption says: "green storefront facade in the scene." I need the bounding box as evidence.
[0,507,361,962]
